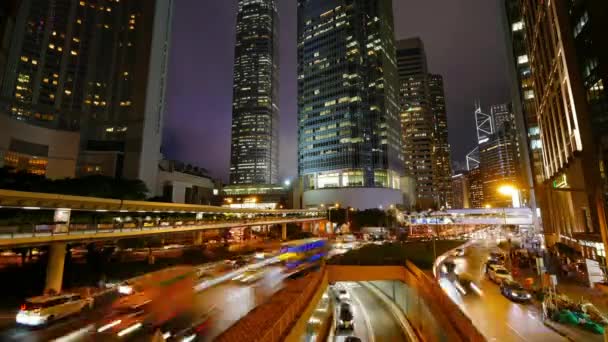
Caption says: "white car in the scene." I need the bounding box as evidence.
[16,293,93,326]
[488,265,513,284]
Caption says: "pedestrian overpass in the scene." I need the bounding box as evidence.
[0,189,327,292]
[405,207,535,226]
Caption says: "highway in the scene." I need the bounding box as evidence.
[438,239,567,342]
[0,260,286,342]
[333,282,408,342]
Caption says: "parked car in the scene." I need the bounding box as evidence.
[500,280,532,302]
[488,265,513,284]
[16,293,93,326]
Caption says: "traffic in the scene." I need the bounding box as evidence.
[4,237,330,341]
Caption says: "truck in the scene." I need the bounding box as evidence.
[96,266,197,339]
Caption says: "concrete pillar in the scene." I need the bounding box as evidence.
[282,223,287,241]
[194,231,203,246]
[45,242,67,294]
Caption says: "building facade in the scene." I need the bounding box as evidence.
[451,172,470,209]
[0,0,173,192]
[512,0,608,262]
[297,0,403,209]
[396,38,433,209]
[229,0,280,186]
[156,160,217,205]
[468,166,484,209]
[479,107,520,208]
[428,74,453,208]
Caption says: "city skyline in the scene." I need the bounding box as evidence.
[165,0,511,182]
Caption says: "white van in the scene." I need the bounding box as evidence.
[16,293,93,326]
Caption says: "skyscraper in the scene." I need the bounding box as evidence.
[396,38,433,209]
[428,74,453,208]
[0,0,174,191]
[297,0,403,209]
[511,0,608,260]
[480,104,520,208]
[397,38,453,209]
[229,0,279,186]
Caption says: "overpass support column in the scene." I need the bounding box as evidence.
[45,242,67,294]
[194,231,203,246]
[282,223,287,241]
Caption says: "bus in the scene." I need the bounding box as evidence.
[279,238,328,270]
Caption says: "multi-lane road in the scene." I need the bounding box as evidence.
[439,239,567,342]
[0,262,286,342]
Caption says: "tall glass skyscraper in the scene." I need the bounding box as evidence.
[229,0,280,186]
[428,74,453,209]
[297,0,404,209]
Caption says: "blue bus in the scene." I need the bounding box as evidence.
[279,238,328,269]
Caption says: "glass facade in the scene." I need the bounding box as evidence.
[297,0,403,193]
[229,0,280,186]
[428,74,453,208]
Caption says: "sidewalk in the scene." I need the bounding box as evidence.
[509,256,607,341]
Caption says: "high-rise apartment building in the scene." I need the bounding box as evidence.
[396,38,433,209]
[511,0,608,261]
[229,0,279,186]
[429,74,453,208]
[297,0,404,209]
[0,0,173,192]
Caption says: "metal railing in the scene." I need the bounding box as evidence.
[0,217,322,242]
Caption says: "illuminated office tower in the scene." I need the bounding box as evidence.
[1,0,174,191]
[396,38,433,209]
[297,0,403,209]
[428,74,453,208]
[508,0,608,259]
[229,0,280,186]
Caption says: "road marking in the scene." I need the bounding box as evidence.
[348,283,375,342]
[506,322,530,342]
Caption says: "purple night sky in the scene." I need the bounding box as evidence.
[164,0,510,182]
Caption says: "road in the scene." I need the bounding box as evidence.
[0,261,286,342]
[439,240,566,342]
[334,282,408,342]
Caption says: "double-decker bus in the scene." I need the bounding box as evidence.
[279,238,328,270]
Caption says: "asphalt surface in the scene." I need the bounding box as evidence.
[439,239,567,342]
[0,261,285,342]
[334,282,408,342]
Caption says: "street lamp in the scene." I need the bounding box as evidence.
[498,184,521,208]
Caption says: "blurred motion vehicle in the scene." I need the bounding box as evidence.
[487,265,513,284]
[279,238,328,270]
[451,248,465,257]
[454,273,483,296]
[232,268,267,284]
[16,293,93,326]
[440,260,457,275]
[97,266,196,338]
[337,303,354,331]
[500,280,532,302]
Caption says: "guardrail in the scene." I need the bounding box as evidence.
[0,217,323,246]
